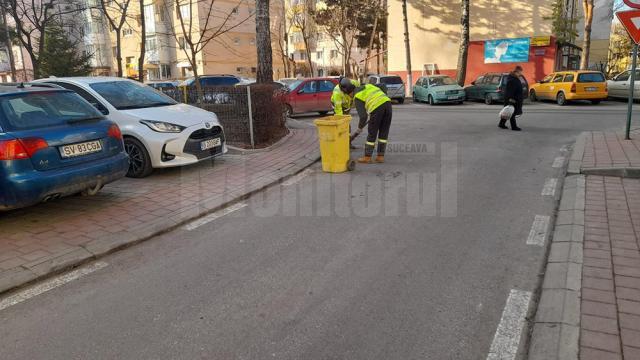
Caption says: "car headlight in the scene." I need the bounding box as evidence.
[140,120,186,133]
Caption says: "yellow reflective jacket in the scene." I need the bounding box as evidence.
[354,84,391,114]
[330,80,360,115]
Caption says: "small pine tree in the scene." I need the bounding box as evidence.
[545,0,579,46]
[39,24,93,78]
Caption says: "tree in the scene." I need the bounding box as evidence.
[137,0,146,82]
[99,0,133,77]
[256,0,273,83]
[455,0,469,85]
[39,23,92,77]
[355,0,386,79]
[160,0,253,99]
[607,23,633,76]
[545,0,579,46]
[2,0,86,79]
[580,0,594,69]
[287,0,315,76]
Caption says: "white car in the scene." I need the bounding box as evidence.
[608,70,640,100]
[34,77,226,178]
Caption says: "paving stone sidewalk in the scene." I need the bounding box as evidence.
[570,130,640,177]
[0,127,320,295]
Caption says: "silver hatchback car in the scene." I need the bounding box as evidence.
[367,74,406,104]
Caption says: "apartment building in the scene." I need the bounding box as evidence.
[387,0,614,89]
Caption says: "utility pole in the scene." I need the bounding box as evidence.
[401,0,412,96]
[0,3,16,81]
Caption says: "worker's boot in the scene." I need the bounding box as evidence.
[375,155,385,163]
[357,155,372,163]
[359,142,375,163]
[375,141,387,163]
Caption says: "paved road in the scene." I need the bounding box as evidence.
[0,101,636,360]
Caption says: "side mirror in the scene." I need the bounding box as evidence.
[471,81,476,85]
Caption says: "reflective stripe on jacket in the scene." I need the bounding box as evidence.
[354,84,391,114]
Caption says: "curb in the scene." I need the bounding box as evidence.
[528,174,585,360]
[0,140,321,296]
[581,166,640,178]
[567,132,587,175]
[227,128,293,155]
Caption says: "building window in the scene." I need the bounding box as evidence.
[179,4,190,20]
[234,38,240,45]
[160,64,171,79]
[316,51,323,60]
[84,44,95,57]
[251,67,256,73]
[144,5,156,33]
[123,28,133,37]
[250,38,255,45]
[112,46,117,58]
[330,50,338,59]
[231,6,239,15]
[178,37,186,50]
[300,52,306,60]
[145,37,157,51]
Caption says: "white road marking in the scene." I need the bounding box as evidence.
[552,156,565,168]
[541,178,558,196]
[0,261,108,312]
[282,168,313,186]
[486,289,533,360]
[527,215,550,246]
[183,202,247,231]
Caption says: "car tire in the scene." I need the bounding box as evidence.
[284,104,293,118]
[397,98,405,104]
[529,90,538,102]
[485,94,493,105]
[591,100,601,105]
[556,92,567,106]
[124,137,153,178]
[428,95,435,106]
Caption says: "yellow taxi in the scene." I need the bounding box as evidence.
[529,71,608,105]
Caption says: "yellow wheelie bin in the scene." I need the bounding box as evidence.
[313,115,356,173]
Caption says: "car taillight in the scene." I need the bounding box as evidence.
[497,86,502,93]
[0,138,48,160]
[107,124,122,140]
[571,83,577,93]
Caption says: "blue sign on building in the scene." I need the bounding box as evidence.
[484,38,531,64]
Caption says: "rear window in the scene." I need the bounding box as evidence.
[0,91,103,131]
[577,73,605,83]
[201,77,240,86]
[380,76,403,85]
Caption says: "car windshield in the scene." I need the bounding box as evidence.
[578,73,605,83]
[288,80,303,91]
[429,77,456,86]
[380,77,403,85]
[0,91,103,131]
[90,81,177,110]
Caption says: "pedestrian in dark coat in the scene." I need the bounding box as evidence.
[499,65,524,131]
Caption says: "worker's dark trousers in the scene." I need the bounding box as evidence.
[364,101,393,157]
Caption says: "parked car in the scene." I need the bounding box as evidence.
[465,72,529,105]
[367,74,406,103]
[179,75,244,104]
[284,77,339,116]
[147,81,181,101]
[608,70,640,100]
[413,75,465,105]
[0,84,129,210]
[278,78,299,87]
[529,71,608,105]
[33,77,226,178]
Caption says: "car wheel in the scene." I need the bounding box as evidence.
[397,98,405,104]
[124,137,153,178]
[428,95,435,106]
[284,104,293,118]
[529,90,538,102]
[556,92,567,106]
[591,100,601,105]
[485,94,493,105]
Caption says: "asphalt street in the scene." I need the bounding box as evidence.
[0,100,636,360]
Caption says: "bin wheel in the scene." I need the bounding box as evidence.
[347,160,356,171]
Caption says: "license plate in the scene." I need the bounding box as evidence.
[59,140,102,158]
[448,96,459,100]
[200,138,221,151]
[586,87,598,92]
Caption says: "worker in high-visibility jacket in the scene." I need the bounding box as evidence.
[348,83,393,163]
[331,78,360,115]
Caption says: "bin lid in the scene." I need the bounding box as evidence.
[314,115,352,126]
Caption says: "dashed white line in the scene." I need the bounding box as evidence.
[486,289,533,360]
[541,178,558,196]
[183,202,247,230]
[527,215,550,246]
[0,261,108,312]
[552,156,565,168]
[282,168,314,186]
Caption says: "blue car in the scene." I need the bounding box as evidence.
[0,85,129,210]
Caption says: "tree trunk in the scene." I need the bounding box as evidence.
[401,0,412,94]
[456,0,470,85]
[362,4,380,81]
[580,0,594,70]
[1,5,16,80]
[137,0,146,82]
[256,0,273,83]
[303,35,314,76]
[115,31,123,77]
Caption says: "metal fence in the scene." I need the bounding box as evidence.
[162,85,288,148]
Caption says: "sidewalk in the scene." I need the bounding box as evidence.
[530,130,640,360]
[0,127,319,295]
